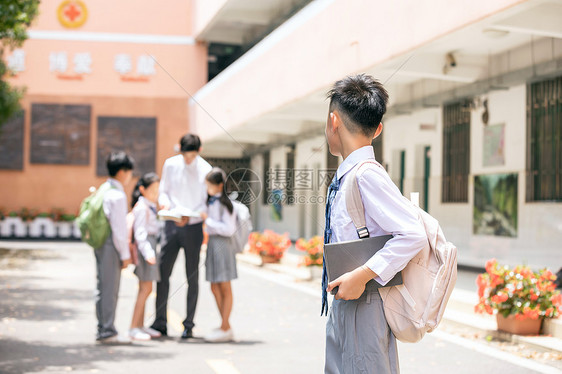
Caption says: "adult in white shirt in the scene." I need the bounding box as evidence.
[150,134,212,339]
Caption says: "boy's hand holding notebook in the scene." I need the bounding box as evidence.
[157,206,201,222]
[324,234,403,296]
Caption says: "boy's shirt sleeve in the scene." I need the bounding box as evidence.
[356,167,426,285]
[103,190,130,261]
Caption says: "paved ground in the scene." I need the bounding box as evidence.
[0,243,561,374]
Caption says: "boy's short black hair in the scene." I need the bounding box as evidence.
[106,151,134,177]
[180,134,201,152]
[327,74,389,137]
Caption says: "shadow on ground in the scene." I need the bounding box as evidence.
[0,338,173,374]
[0,284,91,321]
[0,248,63,270]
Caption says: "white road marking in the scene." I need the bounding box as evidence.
[206,359,241,374]
[238,263,319,298]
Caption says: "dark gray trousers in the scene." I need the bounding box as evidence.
[94,236,121,340]
[152,221,203,332]
[325,290,399,374]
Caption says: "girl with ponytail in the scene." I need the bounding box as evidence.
[129,172,161,341]
[200,167,238,342]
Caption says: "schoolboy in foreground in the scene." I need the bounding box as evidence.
[97,151,134,344]
[322,74,426,373]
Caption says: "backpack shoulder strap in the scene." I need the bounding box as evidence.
[344,160,383,239]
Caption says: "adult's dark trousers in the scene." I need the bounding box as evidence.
[152,221,203,333]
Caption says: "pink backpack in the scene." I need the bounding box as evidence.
[345,160,458,343]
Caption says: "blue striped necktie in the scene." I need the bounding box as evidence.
[321,174,340,316]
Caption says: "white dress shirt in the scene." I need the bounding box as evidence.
[103,178,130,261]
[205,196,237,237]
[132,196,159,260]
[329,146,427,286]
[158,154,212,225]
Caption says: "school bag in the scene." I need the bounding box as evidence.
[126,201,150,266]
[345,160,457,343]
[77,182,113,249]
[230,199,252,253]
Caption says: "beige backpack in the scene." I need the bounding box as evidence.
[345,160,457,343]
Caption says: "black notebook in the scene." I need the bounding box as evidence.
[324,234,403,295]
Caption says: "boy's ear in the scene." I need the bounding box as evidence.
[373,123,383,139]
[329,111,342,133]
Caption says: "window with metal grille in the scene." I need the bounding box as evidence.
[442,101,471,203]
[526,75,562,202]
[263,150,271,205]
[286,144,295,205]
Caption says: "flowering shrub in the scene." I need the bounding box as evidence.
[475,258,562,320]
[295,235,323,267]
[248,230,291,260]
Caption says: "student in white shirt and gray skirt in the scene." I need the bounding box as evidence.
[200,167,238,343]
[129,172,162,341]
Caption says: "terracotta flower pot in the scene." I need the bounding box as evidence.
[260,254,280,264]
[496,314,542,335]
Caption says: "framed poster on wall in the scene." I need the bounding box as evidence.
[30,104,91,165]
[473,173,518,237]
[483,124,505,167]
[96,116,156,176]
[0,111,24,170]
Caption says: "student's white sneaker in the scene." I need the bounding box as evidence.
[142,326,162,338]
[129,328,151,341]
[98,334,132,345]
[204,328,234,343]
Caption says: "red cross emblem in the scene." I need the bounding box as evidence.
[58,1,88,28]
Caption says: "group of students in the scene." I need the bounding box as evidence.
[93,74,431,374]
[95,134,239,345]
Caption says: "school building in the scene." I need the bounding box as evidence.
[190,0,562,270]
[1,0,561,270]
[0,0,207,213]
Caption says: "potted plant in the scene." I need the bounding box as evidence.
[72,210,82,239]
[57,212,76,238]
[248,230,291,264]
[475,258,562,335]
[295,235,323,278]
[0,210,28,237]
[0,207,4,236]
[29,211,57,238]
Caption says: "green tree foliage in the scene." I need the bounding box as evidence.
[0,0,39,128]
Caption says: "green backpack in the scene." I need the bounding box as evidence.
[77,182,114,249]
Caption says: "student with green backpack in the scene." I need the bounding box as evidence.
[79,151,134,344]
